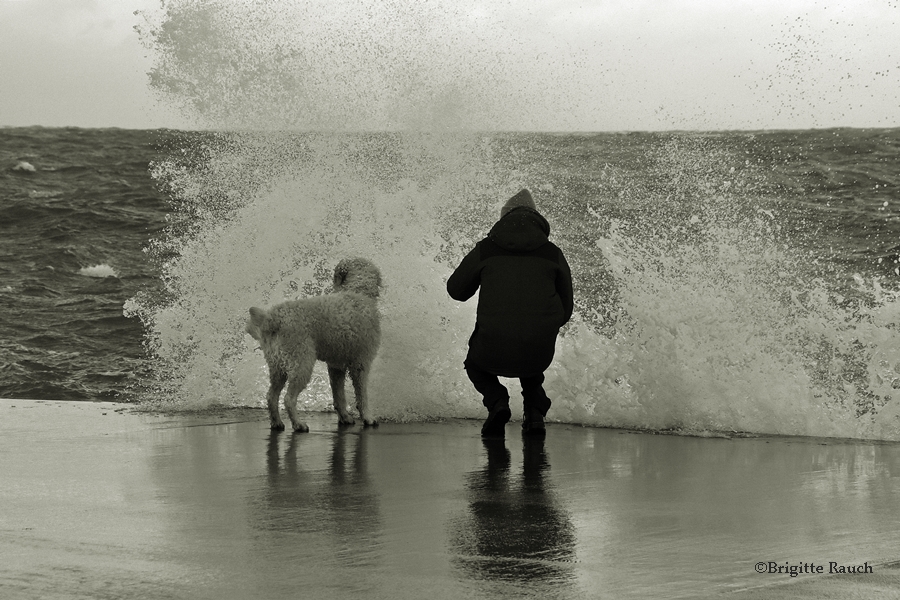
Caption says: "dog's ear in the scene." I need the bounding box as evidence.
[333,266,347,290]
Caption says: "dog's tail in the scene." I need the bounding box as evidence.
[245,307,275,341]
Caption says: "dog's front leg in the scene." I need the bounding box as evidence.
[267,369,287,431]
[350,364,377,427]
[328,366,356,425]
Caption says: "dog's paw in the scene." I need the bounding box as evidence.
[363,419,378,428]
[292,422,310,433]
[338,415,356,426]
[270,421,286,431]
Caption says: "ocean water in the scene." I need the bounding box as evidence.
[3,126,900,441]
[0,127,170,401]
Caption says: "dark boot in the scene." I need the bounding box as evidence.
[521,407,546,437]
[481,398,511,438]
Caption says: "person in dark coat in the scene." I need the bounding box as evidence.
[447,189,574,437]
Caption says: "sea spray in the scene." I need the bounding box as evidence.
[540,136,900,440]
[126,130,900,440]
[129,0,588,416]
[127,132,508,419]
[134,0,566,132]
[130,1,900,439]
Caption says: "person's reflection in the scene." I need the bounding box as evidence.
[255,429,382,567]
[450,436,576,584]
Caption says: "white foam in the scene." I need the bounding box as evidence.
[28,190,62,199]
[130,134,491,417]
[79,264,119,278]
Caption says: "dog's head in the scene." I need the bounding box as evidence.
[333,257,382,299]
[245,306,270,341]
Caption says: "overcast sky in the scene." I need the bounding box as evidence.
[0,0,897,131]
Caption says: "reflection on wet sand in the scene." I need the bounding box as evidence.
[254,429,383,573]
[450,437,576,587]
[7,400,898,600]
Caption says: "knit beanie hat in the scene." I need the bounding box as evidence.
[500,188,537,218]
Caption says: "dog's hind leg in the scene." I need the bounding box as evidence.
[349,363,377,427]
[267,369,287,431]
[283,360,314,433]
[328,366,356,426]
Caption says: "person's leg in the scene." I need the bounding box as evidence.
[466,364,510,410]
[466,363,511,437]
[520,373,550,436]
[520,372,551,415]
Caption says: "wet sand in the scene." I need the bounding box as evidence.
[2,398,899,599]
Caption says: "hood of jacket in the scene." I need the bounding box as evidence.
[487,207,551,252]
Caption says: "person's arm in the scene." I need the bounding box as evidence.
[447,244,483,302]
[557,249,574,323]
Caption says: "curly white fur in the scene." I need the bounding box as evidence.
[246,258,382,432]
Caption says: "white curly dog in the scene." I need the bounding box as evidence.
[246,257,382,432]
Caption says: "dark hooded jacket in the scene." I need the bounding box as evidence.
[447,207,574,377]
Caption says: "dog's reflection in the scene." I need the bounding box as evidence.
[255,429,382,567]
[450,437,576,583]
